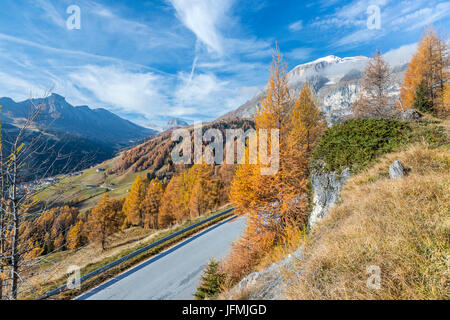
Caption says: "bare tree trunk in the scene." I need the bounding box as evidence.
[0,110,4,300]
[0,207,3,300]
[0,93,91,299]
[9,145,19,299]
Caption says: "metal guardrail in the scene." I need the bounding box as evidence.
[38,208,235,300]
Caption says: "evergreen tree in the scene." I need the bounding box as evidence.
[53,233,65,252]
[227,47,326,281]
[413,80,434,113]
[194,259,226,300]
[86,194,124,250]
[443,83,450,116]
[158,176,183,227]
[66,220,87,250]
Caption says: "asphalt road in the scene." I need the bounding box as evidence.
[76,215,246,300]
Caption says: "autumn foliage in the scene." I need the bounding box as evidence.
[85,194,124,250]
[225,47,326,282]
[158,164,232,228]
[122,175,148,227]
[400,28,449,117]
[19,206,84,256]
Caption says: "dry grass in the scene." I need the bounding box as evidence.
[23,226,159,292]
[287,143,449,300]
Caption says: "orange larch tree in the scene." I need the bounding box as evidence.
[400,27,449,117]
[142,179,164,229]
[86,194,124,250]
[122,175,147,227]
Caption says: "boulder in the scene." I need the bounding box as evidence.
[389,160,406,179]
[309,168,351,228]
[225,247,304,300]
[399,109,422,121]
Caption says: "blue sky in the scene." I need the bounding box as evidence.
[0,0,448,126]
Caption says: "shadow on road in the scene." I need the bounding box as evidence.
[76,215,238,300]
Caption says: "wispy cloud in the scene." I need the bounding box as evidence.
[0,0,446,126]
[169,0,234,55]
[32,0,66,28]
[383,43,418,66]
[289,20,303,32]
[311,0,450,48]
[68,65,169,117]
[286,47,314,61]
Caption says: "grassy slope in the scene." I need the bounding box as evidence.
[287,129,449,299]
[37,153,149,213]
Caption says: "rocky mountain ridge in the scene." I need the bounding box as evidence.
[220,54,407,125]
[0,93,156,147]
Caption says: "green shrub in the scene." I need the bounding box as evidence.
[312,118,410,173]
[194,259,226,300]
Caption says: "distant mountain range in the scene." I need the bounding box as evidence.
[0,93,157,179]
[220,55,407,125]
[0,93,156,147]
[164,118,189,130]
[144,117,189,132]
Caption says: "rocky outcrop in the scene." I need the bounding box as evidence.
[398,109,422,121]
[389,160,406,179]
[309,168,351,228]
[224,247,303,300]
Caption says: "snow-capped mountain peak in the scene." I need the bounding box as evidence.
[220,53,405,125]
[288,55,369,85]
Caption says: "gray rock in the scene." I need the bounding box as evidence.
[389,160,406,179]
[225,247,304,300]
[308,168,351,228]
[399,109,422,121]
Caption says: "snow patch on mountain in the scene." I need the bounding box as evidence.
[220,54,406,125]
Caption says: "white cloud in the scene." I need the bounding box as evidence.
[403,2,450,31]
[286,47,314,61]
[315,0,449,48]
[68,65,169,117]
[289,20,303,32]
[311,0,387,29]
[173,70,259,119]
[0,72,44,100]
[334,28,382,47]
[32,0,66,28]
[383,43,418,66]
[169,0,234,55]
